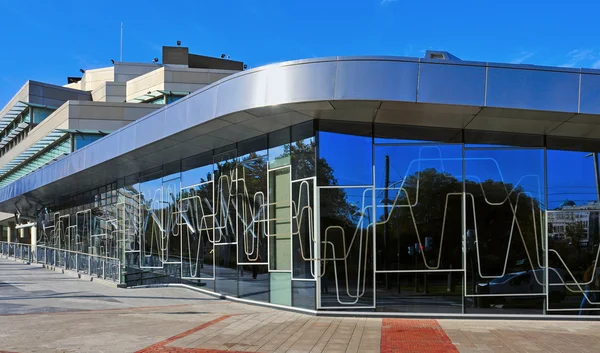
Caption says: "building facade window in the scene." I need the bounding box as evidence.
[24,120,600,317]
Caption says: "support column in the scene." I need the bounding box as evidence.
[7,221,14,243]
[31,225,37,254]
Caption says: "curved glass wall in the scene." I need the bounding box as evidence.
[36,120,600,317]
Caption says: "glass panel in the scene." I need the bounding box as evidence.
[213,150,238,296]
[32,107,54,124]
[166,95,184,104]
[269,167,291,271]
[373,144,463,313]
[270,272,291,306]
[374,144,463,273]
[464,148,546,315]
[180,176,215,282]
[319,187,374,308]
[292,179,315,279]
[238,263,269,302]
[213,150,237,245]
[547,150,600,315]
[318,131,372,186]
[180,156,215,290]
[237,152,268,265]
[139,173,164,268]
[74,134,104,150]
[162,175,180,263]
[291,136,316,181]
[236,150,270,303]
[293,281,316,310]
[215,243,238,296]
[269,128,290,168]
[376,272,463,313]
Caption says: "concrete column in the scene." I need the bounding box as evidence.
[7,222,14,243]
[31,225,37,254]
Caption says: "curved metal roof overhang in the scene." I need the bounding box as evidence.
[3,56,600,214]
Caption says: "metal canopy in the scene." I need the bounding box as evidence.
[3,56,600,213]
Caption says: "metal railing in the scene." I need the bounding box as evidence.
[0,241,31,263]
[0,241,120,284]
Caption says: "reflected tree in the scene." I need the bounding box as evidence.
[380,168,543,276]
[566,221,586,269]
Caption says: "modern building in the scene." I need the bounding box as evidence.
[2,50,600,318]
[0,45,243,242]
[548,200,599,246]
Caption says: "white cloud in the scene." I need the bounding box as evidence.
[561,49,594,67]
[592,60,600,69]
[511,51,535,64]
[381,0,398,4]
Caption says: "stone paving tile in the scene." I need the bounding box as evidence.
[286,316,332,352]
[258,314,312,352]
[274,316,321,353]
[309,317,340,353]
[357,318,382,353]
[6,259,600,353]
[345,318,366,353]
[250,313,302,352]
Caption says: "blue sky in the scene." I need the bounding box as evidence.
[2,0,600,105]
[1,0,600,208]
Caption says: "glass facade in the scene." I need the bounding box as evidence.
[73,134,105,150]
[33,120,600,317]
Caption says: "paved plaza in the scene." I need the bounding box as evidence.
[1,257,600,353]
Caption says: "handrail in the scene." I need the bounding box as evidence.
[0,241,121,284]
[0,241,31,263]
[36,245,119,262]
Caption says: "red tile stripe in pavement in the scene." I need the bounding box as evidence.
[135,315,238,353]
[381,319,459,353]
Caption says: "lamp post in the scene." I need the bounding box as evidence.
[381,197,394,291]
[384,155,390,289]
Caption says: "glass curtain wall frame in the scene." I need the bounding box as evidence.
[139,170,167,269]
[316,129,375,310]
[180,161,216,283]
[314,122,577,317]
[213,148,239,297]
[35,117,600,318]
[463,146,547,315]
[373,142,464,314]
[546,149,600,316]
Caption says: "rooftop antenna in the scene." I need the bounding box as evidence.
[119,22,123,62]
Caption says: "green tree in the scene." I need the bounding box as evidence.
[566,220,586,269]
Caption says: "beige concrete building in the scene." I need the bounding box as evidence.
[0,45,244,244]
